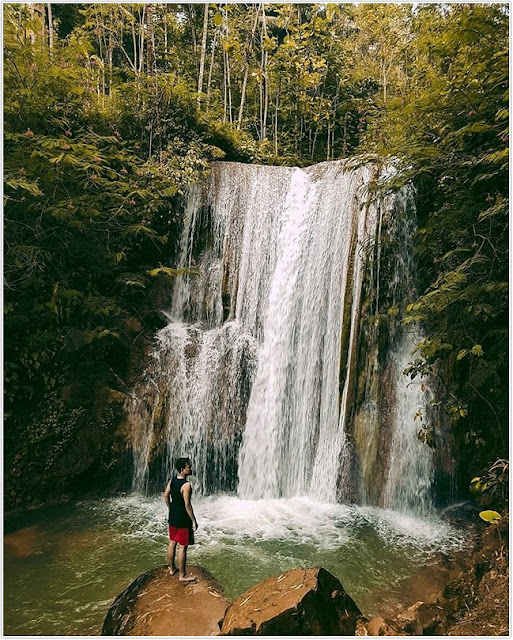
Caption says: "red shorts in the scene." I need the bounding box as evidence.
[168,525,194,546]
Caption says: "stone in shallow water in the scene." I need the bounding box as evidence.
[357,615,403,636]
[102,565,229,636]
[4,525,45,558]
[220,566,362,635]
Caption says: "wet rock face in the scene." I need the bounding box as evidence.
[220,567,362,636]
[102,565,229,636]
[440,501,482,529]
[393,600,447,636]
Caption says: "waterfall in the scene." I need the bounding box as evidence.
[127,160,437,514]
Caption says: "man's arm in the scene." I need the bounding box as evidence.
[181,482,198,530]
[164,481,171,510]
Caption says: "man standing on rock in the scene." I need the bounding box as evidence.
[164,457,198,583]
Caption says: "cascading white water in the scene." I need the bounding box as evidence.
[379,188,435,514]
[237,164,378,501]
[127,160,436,514]
[382,334,434,514]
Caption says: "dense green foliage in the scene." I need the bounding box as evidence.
[4,3,508,508]
[4,4,254,507]
[360,4,509,483]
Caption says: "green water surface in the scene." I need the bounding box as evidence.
[4,495,466,636]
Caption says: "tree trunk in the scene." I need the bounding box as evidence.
[29,5,35,45]
[93,10,105,101]
[187,5,198,58]
[382,56,387,106]
[146,3,155,76]
[260,3,268,140]
[237,6,260,129]
[36,4,44,46]
[262,56,269,140]
[197,3,209,106]
[138,6,145,74]
[108,31,113,94]
[164,12,168,55]
[206,30,217,111]
[274,87,280,156]
[226,50,233,123]
[223,47,228,123]
[132,19,138,73]
[343,112,348,156]
[311,128,318,160]
[46,3,53,50]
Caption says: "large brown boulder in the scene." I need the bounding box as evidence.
[102,565,230,636]
[220,567,362,635]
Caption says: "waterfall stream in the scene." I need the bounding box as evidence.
[127,160,439,514]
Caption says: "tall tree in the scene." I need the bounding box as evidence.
[197,3,209,105]
[146,3,156,76]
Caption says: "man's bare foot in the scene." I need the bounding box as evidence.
[179,574,196,583]
[169,567,178,576]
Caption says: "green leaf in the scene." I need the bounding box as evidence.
[124,224,157,237]
[456,349,468,360]
[97,329,120,339]
[117,274,146,288]
[147,265,201,279]
[4,176,43,197]
[49,153,65,164]
[213,12,223,27]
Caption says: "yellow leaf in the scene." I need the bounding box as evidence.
[479,510,501,523]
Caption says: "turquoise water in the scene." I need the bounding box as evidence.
[4,494,466,636]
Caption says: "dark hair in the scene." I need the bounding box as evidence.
[175,457,191,472]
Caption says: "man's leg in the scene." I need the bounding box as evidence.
[177,544,187,577]
[178,544,195,582]
[167,540,178,574]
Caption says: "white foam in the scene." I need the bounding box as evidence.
[103,494,466,555]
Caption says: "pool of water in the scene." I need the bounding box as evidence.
[4,494,467,636]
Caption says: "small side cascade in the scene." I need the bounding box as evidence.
[382,334,434,514]
[349,185,435,513]
[379,188,435,514]
[126,160,440,515]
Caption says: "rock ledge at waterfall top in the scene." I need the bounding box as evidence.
[220,566,362,635]
[101,564,229,636]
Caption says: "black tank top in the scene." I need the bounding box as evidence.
[168,476,192,528]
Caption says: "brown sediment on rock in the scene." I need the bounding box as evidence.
[220,566,362,636]
[357,510,509,637]
[102,564,229,636]
[443,511,509,637]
